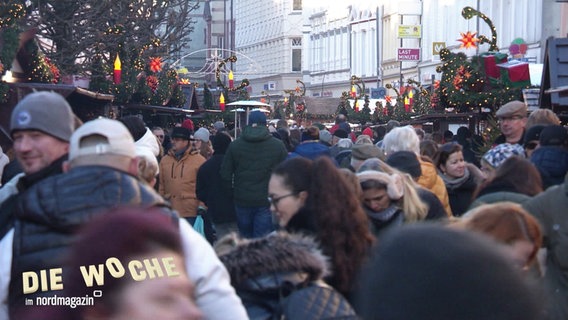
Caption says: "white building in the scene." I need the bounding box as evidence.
[234,0,304,95]
[230,0,567,101]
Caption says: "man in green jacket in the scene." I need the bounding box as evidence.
[220,111,287,238]
[523,173,568,320]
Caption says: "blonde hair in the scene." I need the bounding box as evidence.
[526,109,561,130]
[358,158,428,222]
[137,155,158,186]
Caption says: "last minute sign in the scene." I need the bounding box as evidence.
[397,48,420,61]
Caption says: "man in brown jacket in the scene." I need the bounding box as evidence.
[159,126,206,224]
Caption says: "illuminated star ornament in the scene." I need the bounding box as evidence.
[457,31,479,49]
[149,57,163,73]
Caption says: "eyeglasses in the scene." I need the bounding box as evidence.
[267,193,297,206]
[155,135,164,138]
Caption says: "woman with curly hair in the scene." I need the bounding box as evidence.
[268,156,374,299]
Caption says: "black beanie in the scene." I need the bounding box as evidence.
[386,151,422,178]
[212,132,232,155]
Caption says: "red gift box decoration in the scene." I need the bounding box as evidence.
[481,52,507,80]
[497,60,531,88]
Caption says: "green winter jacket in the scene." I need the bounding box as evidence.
[523,173,568,320]
[220,125,288,207]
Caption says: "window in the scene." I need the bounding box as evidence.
[293,0,302,10]
[292,49,302,72]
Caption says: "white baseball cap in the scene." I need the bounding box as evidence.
[69,118,136,161]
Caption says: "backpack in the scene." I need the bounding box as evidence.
[278,282,358,320]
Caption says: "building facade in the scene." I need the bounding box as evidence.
[224,0,567,106]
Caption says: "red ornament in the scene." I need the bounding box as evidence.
[146,75,158,92]
[149,57,162,73]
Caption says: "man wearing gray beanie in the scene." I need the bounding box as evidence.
[0,91,77,319]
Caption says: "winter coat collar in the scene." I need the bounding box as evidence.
[218,232,329,291]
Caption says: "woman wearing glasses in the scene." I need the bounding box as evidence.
[268,156,374,299]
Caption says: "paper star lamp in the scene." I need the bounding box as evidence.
[457,31,479,49]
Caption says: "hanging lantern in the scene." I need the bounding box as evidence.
[228,70,234,89]
[113,54,121,84]
[350,85,357,98]
[219,92,225,111]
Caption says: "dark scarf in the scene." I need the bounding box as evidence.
[174,146,189,160]
[18,155,67,191]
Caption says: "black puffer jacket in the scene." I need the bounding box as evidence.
[217,232,356,320]
[9,166,174,317]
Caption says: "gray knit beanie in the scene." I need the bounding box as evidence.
[10,91,75,142]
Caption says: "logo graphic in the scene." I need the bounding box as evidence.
[17,111,32,126]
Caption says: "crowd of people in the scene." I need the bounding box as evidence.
[0,92,567,319]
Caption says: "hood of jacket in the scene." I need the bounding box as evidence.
[217,232,330,290]
[135,127,161,157]
[241,125,273,143]
[290,142,330,160]
[531,146,568,187]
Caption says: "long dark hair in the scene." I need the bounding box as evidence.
[272,157,374,295]
[473,156,543,199]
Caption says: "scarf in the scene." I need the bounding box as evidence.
[365,204,400,222]
[174,146,188,161]
[439,167,471,191]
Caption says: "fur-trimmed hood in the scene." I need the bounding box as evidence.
[216,232,330,289]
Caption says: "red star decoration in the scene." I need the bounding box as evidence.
[149,57,162,73]
[457,31,479,49]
